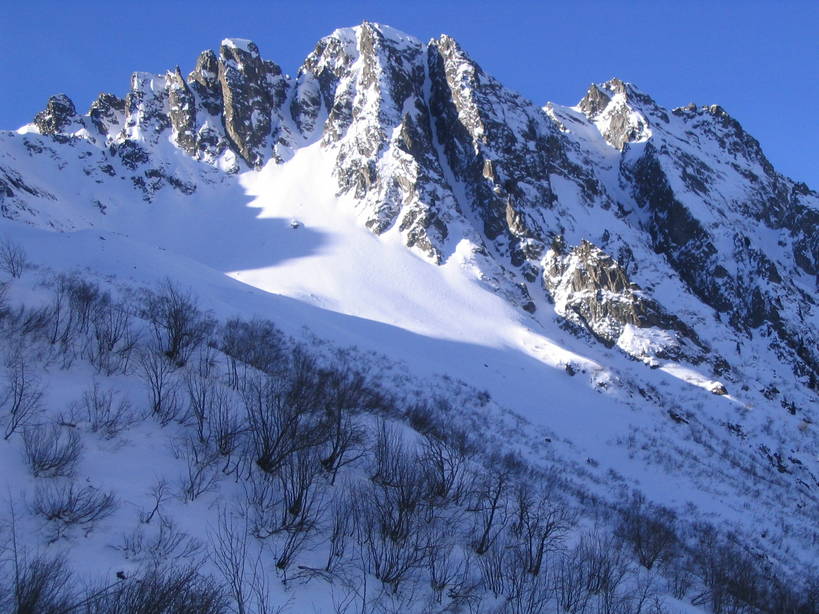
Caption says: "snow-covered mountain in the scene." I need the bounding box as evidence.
[1,22,817,612]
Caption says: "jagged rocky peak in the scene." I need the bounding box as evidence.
[88,92,125,137]
[33,94,78,135]
[577,78,656,149]
[189,49,220,90]
[577,83,611,117]
[297,21,425,145]
[217,38,287,168]
[672,100,776,178]
[166,67,197,155]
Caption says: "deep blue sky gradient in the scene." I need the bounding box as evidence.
[2,0,816,186]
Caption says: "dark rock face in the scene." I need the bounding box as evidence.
[34,94,78,135]
[218,40,284,168]
[578,84,611,117]
[167,68,197,156]
[89,93,125,136]
[629,144,735,313]
[124,72,171,144]
[543,240,704,359]
[188,50,222,111]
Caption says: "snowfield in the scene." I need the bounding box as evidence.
[0,21,817,614]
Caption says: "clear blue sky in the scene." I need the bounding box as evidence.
[2,0,816,187]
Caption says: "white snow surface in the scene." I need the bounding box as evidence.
[1,31,818,609]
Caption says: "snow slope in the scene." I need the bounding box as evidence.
[0,21,817,612]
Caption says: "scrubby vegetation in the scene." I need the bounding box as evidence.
[0,271,816,613]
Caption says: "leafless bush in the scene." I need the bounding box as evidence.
[552,546,593,614]
[173,435,221,502]
[428,534,471,604]
[576,530,631,614]
[0,553,76,613]
[349,426,440,592]
[370,419,412,487]
[616,491,678,570]
[83,565,229,614]
[67,276,103,337]
[0,281,8,316]
[351,479,433,593]
[210,507,281,613]
[477,536,509,597]
[139,478,172,525]
[208,390,245,473]
[22,423,83,478]
[220,317,287,385]
[116,518,203,565]
[317,367,374,483]
[31,480,117,540]
[325,489,354,573]
[1,343,43,439]
[0,236,27,278]
[86,298,138,375]
[245,447,326,574]
[688,524,770,614]
[184,369,233,444]
[503,557,554,614]
[142,280,215,366]
[509,482,573,576]
[138,345,181,425]
[466,469,510,555]
[73,382,137,438]
[242,374,325,475]
[419,430,473,505]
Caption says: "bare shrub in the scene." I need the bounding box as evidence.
[477,536,509,597]
[116,518,203,565]
[245,447,327,574]
[1,343,43,439]
[210,507,279,614]
[0,236,27,278]
[616,491,678,570]
[552,546,593,614]
[142,281,215,366]
[351,478,434,593]
[317,367,373,483]
[138,346,181,425]
[427,526,469,603]
[0,281,8,317]
[576,530,631,614]
[1,553,76,613]
[208,390,245,473]
[688,524,769,614]
[86,298,138,375]
[325,489,354,573]
[73,382,137,438]
[83,565,229,614]
[242,373,325,475]
[22,423,83,478]
[466,468,510,555]
[31,481,117,540]
[509,482,573,576]
[350,426,438,592]
[503,555,554,614]
[184,369,232,444]
[419,430,473,505]
[139,478,172,525]
[220,317,287,385]
[174,435,221,502]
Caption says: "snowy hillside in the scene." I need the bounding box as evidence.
[0,21,817,613]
